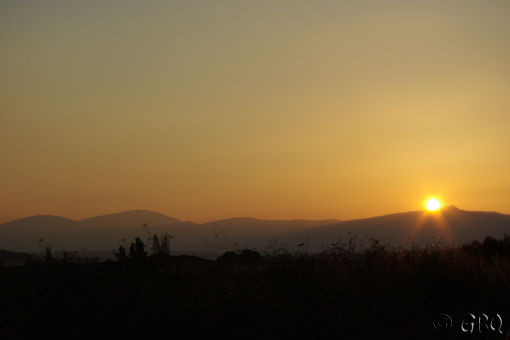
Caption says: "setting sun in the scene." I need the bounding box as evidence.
[426,198,441,211]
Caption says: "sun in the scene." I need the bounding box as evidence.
[426,198,441,211]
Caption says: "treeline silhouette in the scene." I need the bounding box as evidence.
[1,234,510,339]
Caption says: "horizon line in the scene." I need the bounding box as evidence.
[3,205,506,226]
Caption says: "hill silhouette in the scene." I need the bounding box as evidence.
[77,209,182,229]
[1,207,508,255]
[275,206,510,252]
[0,211,338,254]
[1,215,77,233]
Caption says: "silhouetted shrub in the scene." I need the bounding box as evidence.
[483,236,501,257]
[129,237,147,258]
[217,251,241,264]
[499,233,510,255]
[114,245,127,261]
[240,249,265,265]
[151,232,173,256]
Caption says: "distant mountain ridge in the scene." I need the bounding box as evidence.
[276,205,510,252]
[77,210,182,229]
[1,207,509,255]
[0,210,339,253]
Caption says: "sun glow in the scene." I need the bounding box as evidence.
[426,198,441,211]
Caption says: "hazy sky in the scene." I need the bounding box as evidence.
[1,1,509,224]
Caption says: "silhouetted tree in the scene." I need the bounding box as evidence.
[129,237,147,258]
[151,232,173,256]
[114,245,127,261]
[500,233,510,255]
[152,234,160,255]
[483,236,499,257]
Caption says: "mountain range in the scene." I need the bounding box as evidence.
[280,205,510,252]
[0,210,339,255]
[1,207,509,256]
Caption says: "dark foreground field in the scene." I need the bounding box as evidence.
[1,235,510,340]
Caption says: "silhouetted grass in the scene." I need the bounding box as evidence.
[1,234,510,339]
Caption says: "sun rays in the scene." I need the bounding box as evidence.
[408,198,454,242]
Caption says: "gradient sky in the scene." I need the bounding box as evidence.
[1,1,509,224]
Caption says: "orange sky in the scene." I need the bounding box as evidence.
[1,1,509,224]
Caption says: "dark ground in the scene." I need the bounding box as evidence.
[1,236,510,340]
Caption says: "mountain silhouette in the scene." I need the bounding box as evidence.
[274,206,510,252]
[1,207,508,256]
[1,215,77,233]
[0,211,338,254]
[77,209,182,229]
[0,210,187,253]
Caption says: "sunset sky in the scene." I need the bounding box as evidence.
[1,1,509,225]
